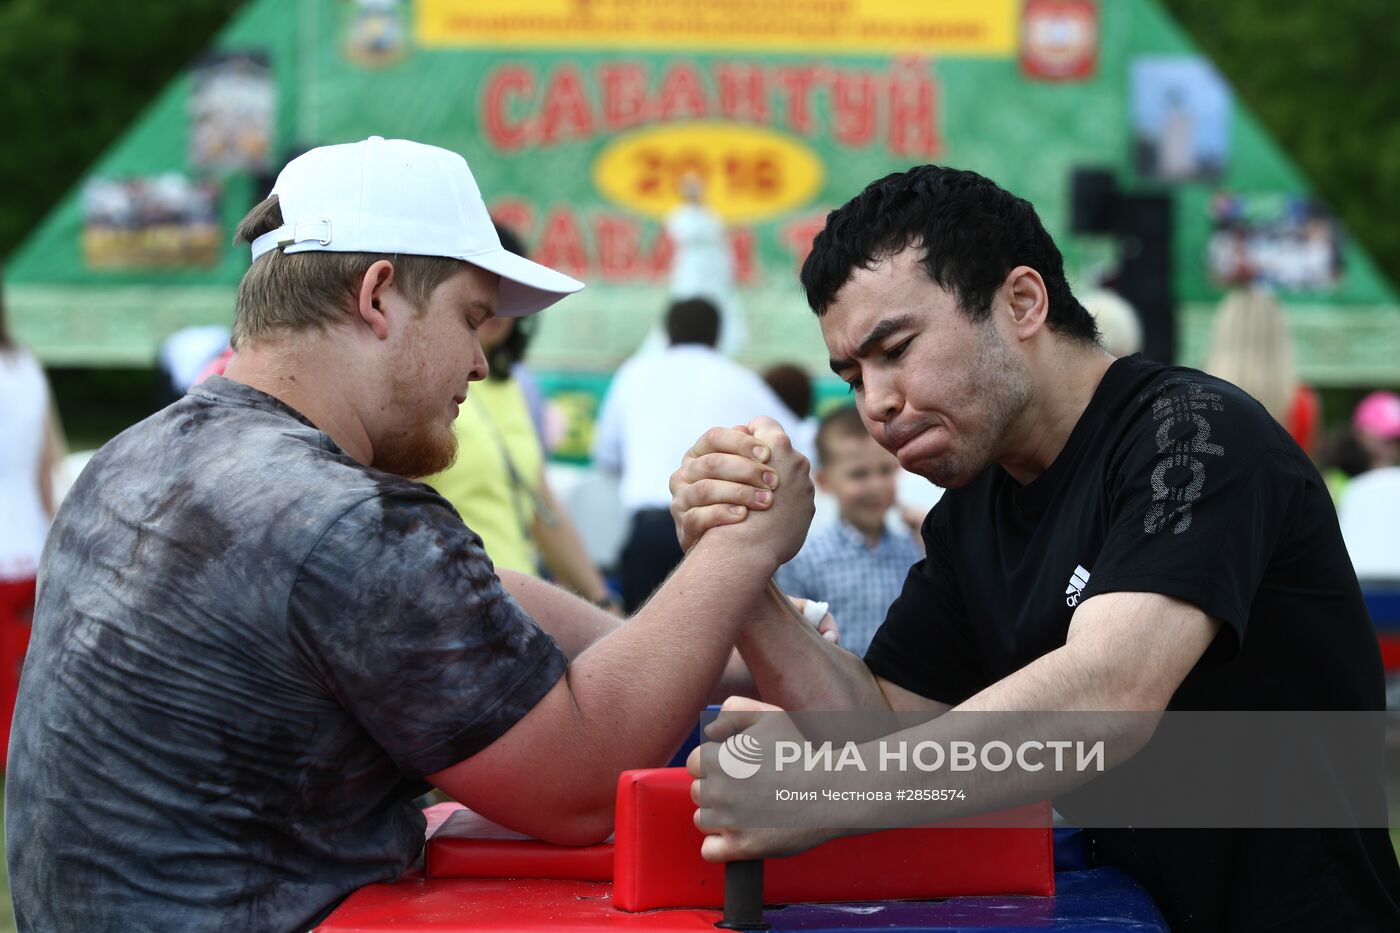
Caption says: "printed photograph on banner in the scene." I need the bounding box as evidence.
[344,0,409,67]
[1020,0,1099,82]
[80,175,221,269]
[189,50,274,173]
[1207,191,1343,291]
[1131,55,1231,183]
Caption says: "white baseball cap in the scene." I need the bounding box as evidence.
[249,137,583,317]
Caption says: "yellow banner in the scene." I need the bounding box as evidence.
[416,0,1018,57]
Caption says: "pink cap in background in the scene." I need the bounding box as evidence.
[1353,391,1400,440]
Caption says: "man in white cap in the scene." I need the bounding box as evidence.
[6,137,813,931]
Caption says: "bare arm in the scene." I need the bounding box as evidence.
[497,567,755,699]
[428,422,811,844]
[497,569,616,659]
[736,580,944,714]
[38,383,66,518]
[531,476,615,608]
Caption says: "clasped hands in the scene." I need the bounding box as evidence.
[667,416,836,641]
[667,416,814,568]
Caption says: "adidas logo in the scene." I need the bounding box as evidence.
[1065,565,1091,608]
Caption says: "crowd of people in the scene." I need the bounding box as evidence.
[1,138,1398,931]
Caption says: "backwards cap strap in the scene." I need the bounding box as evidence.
[249,221,333,262]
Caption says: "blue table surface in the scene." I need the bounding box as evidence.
[1365,586,1400,629]
[759,866,1168,932]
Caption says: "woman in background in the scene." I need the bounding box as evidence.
[425,226,618,612]
[1351,390,1400,473]
[0,284,65,764]
[1204,286,1319,455]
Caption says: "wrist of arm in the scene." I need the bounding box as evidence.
[732,582,891,712]
[688,529,783,581]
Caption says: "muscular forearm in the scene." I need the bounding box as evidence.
[737,582,892,712]
[500,570,618,659]
[507,568,753,701]
[811,641,1160,834]
[560,534,776,798]
[453,557,764,845]
[859,593,1214,819]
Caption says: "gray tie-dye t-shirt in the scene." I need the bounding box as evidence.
[6,376,567,932]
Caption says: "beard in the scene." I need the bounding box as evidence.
[373,358,461,479]
[918,321,1033,489]
[372,418,458,479]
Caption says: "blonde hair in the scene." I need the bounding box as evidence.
[1080,289,1142,358]
[1203,287,1297,424]
[231,196,463,348]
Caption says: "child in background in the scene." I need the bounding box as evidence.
[775,405,923,657]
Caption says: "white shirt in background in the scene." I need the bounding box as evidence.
[592,344,801,512]
[0,348,51,580]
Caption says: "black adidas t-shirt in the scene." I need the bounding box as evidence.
[865,356,1400,931]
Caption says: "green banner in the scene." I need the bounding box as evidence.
[7,0,1398,387]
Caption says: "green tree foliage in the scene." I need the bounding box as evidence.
[0,0,243,259]
[1161,0,1400,288]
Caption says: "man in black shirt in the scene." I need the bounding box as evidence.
[670,165,1400,930]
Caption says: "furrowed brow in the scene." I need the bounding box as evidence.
[829,314,917,375]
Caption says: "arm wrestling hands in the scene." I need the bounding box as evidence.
[425,418,814,845]
[670,419,933,715]
[669,421,844,642]
[668,417,814,567]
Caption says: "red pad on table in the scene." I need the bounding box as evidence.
[612,767,1054,912]
[425,809,614,882]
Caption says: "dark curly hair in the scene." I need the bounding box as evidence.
[800,165,1097,343]
[665,297,720,347]
[485,222,537,380]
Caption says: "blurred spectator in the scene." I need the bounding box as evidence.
[0,284,66,765]
[426,225,617,611]
[1338,465,1400,580]
[1080,288,1143,358]
[762,362,817,462]
[593,297,798,611]
[1352,390,1400,471]
[194,345,235,386]
[774,406,921,657]
[666,173,746,356]
[1336,397,1400,574]
[1204,286,1319,454]
[1316,426,1374,504]
[153,324,232,406]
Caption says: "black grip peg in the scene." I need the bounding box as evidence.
[715,858,770,931]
